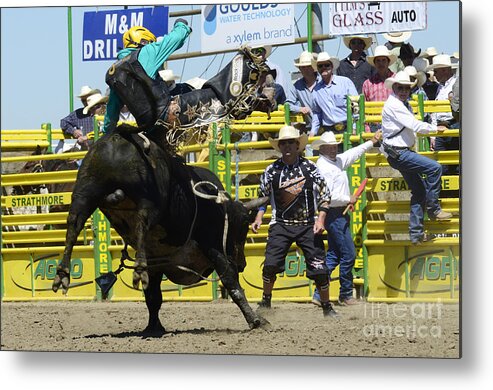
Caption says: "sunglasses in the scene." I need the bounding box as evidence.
[395,85,411,91]
[278,139,297,146]
[351,39,365,45]
[317,63,333,69]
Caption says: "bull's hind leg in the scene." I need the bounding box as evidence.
[132,201,159,290]
[53,195,98,294]
[143,271,166,335]
[208,248,270,330]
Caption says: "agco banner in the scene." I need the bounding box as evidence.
[328,1,427,36]
[201,3,295,53]
[82,6,168,61]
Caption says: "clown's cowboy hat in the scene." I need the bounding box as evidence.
[384,71,417,90]
[311,131,341,150]
[268,125,308,152]
[367,45,397,66]
[77,85,100,98]
[83,93,109,114]
[383,31,412,43]
[316,52,340,71]
[343,35,372,50]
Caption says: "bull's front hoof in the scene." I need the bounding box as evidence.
[249,315,271,331]
[143,323,166,337]
[132,269,149,290]
[52,270,70,294]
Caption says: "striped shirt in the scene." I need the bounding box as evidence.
[362,70,395,102]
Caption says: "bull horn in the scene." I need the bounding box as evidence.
[243,196,269,211]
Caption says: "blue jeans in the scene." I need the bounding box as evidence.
[312,208,356,301]
[387,149,443,241]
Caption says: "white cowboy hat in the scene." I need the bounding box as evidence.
[342,35,372,50]
[316,52,340,71]
[419,46,439,58]
[384,71,417,90]
[452,51,460,59]
[294,51,317,70]
[412,57,429,73]
[426,54,459,71]
[367,45,397,66]
[404,66,427,88]
[77,85,100,98]
[268,125,308,152]
[83,93,109,114]
[383,31,412,43]
[311,131,341,150]
[159,69,180,82]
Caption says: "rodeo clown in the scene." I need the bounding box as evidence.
[103,19,192,134]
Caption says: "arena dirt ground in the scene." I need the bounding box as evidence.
[0,300,459,358]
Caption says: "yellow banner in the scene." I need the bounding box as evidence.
[367,245,460,300]
[2,250,96,299]
[5,193,71,208]
[372,176,459,192]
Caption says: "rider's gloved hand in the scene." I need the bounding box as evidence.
[174,18,188,26]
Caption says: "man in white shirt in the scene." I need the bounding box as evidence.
[381,71,451,245]
[427,54,460,175]
[310,130,381,306]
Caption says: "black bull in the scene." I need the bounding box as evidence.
[52,125,269,333]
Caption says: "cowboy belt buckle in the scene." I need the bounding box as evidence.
[334,123,345,132]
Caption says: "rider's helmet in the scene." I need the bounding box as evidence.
[123,26,157,48]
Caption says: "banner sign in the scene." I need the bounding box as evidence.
[82,6,168,61]
[328,2,427,36]
[201,3,295,53]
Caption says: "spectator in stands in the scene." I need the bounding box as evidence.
[310,52,358,152]
[413,57,439,100]
[399,42,421,68]
[251,125,337,318]
[380,71,452,245]
[60,85,101,141]
[310,130,382,306]
[404,66,431,124]
[158,68,194,96]
[337,35,376,94]
[404,66,428,97]
[104,21,192,134]
[362,46,396,132]
[426,54,459,164]
[285,51,320,132]
[382,31,412,73]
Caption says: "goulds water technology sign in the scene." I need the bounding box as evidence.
[201,3,294,53]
